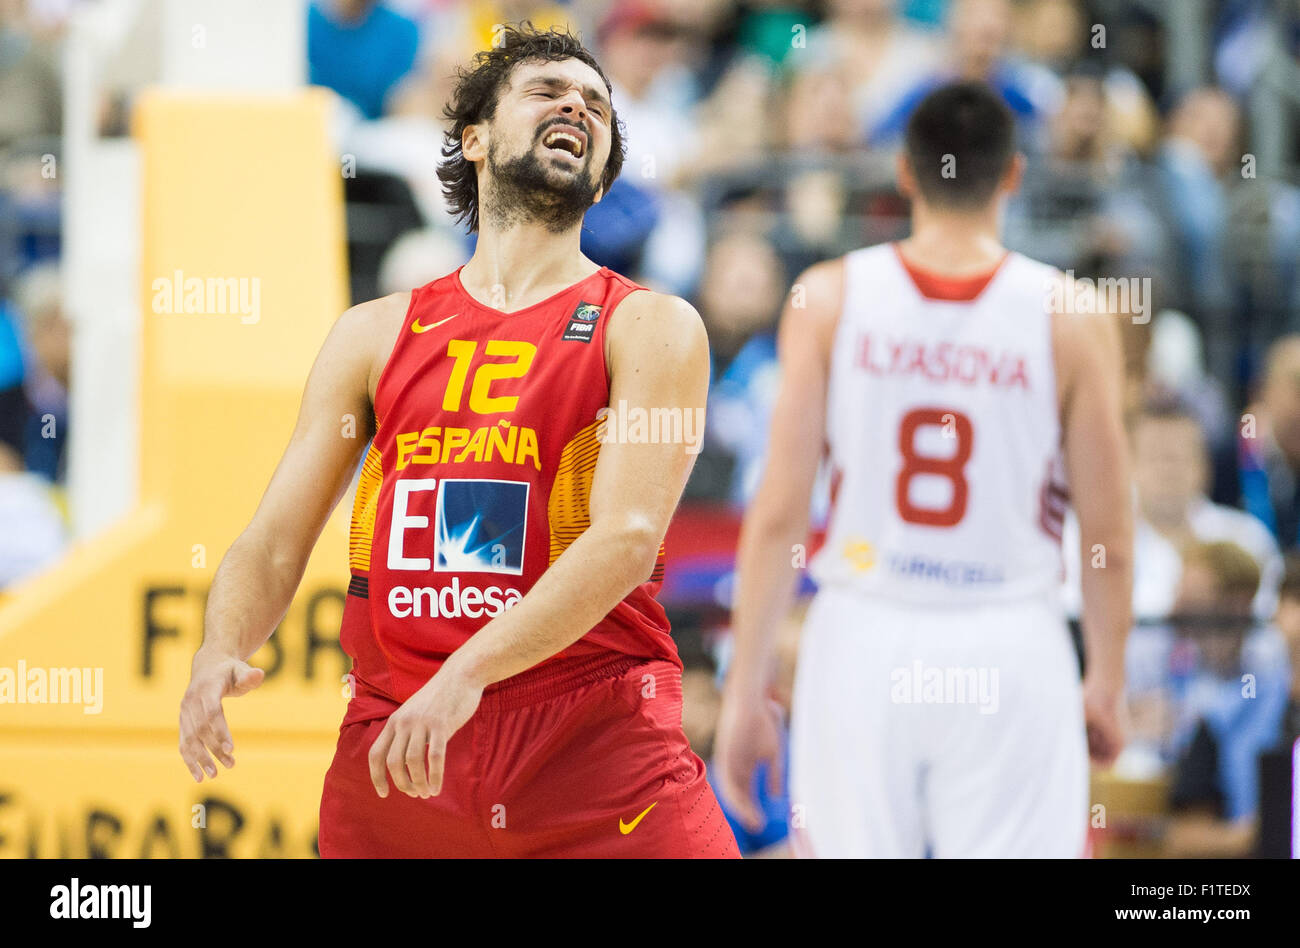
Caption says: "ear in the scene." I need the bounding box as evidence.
[1000,152,1026,197]
[588,155,609,205]
[462,122,488,164]
[895,151,917,201]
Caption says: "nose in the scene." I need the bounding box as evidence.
[555,88,587,121]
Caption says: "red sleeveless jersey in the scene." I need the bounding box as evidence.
[339,265,678,723]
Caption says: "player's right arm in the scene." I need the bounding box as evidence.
[715,259,842,830]
[1052,283,1134,767]
[178,294,407,782]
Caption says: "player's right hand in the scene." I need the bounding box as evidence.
[1082,675,1127,768]
[179,650,265,782]
[714,688,784,833]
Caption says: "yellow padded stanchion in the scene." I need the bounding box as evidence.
[0,90,353,857]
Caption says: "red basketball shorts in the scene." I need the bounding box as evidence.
[318,654,740,858]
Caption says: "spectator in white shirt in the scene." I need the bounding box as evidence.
[1063,398,1281,623]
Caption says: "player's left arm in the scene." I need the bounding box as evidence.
[1053,283,1134,766]
[367,290,709,799]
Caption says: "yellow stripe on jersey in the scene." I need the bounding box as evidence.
[548,418,601,564]
[348,438,383,573]
[548,417,667,572]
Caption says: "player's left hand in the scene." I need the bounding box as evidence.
[367,661,484,799]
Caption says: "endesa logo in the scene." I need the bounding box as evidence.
[387,576,522,619]
[386,478,528,620]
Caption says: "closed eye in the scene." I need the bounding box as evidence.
[527,87,608,119]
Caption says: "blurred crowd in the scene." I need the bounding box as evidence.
[2,0,1300,856]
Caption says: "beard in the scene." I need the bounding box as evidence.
[482,131,601,233]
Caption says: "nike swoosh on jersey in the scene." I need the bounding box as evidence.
[412,313,459,333]
[619,801,657,835]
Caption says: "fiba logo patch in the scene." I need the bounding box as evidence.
[434,479,528,575]
[562,300,602,343]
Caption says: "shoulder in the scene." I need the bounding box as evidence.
[781,256,847,360]
[335,290,411,350]
[1043,270,1128,414]
[609,287,704,336]
[605,288,708,377]
[373,4,419,37]
[331,291,411,399]
[793,254,848,301]
[1046,272,1122,355]
[340,289,411,325]
[778,255,846,326]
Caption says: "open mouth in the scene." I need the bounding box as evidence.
[542,126,586,159]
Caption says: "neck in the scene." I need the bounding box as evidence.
[331,0,370,23]
[1142,500,1191,538]
[461,215,598,311]
[843,14,893,39]
[900,204,1005,273]
[956,53,995,81]
[1273,433,1300,472]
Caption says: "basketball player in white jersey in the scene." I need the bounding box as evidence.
[715,82,1134,858]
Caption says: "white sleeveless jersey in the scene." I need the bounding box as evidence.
[810,243,1069,606]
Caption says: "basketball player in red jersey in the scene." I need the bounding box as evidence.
[178,24,740,858]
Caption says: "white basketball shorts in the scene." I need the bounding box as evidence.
[788,586,1089,858]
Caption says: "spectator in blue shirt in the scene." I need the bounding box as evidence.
[868,0,1062,149]
[1239,336,1300,551]
[308,1,419,121]
[1161,541,1290,856]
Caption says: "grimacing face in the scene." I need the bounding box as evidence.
[475,58,614,213]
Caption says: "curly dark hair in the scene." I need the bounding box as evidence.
[438,22,626,233]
